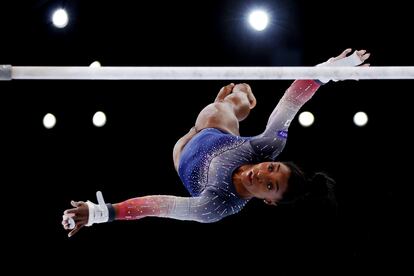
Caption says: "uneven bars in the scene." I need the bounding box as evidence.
[1,65,414,80]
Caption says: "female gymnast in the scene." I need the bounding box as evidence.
[62,48,370,237]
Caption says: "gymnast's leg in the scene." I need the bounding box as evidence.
[173,83,257,171]
[195,83,257,134]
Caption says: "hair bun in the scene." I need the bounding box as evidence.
[307,172,336,197]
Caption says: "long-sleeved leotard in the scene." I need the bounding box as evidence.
[109,80,321,223]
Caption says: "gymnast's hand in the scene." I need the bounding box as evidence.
[62,200,89,237]
[317,48,371,83]
[326,48,371,67]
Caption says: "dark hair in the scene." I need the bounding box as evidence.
[280,162,338,213]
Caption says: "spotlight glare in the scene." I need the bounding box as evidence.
[298,111,315,127]
[52,9,69,28]
[90,61,101,68]
[353,111,368,127]
[43,113,56,129]
[248,10,269,31]
[93,111,107,127]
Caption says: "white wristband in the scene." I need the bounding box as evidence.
[86,191,109,226]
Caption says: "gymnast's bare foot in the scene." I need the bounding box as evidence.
[232,83,257,109]
[215,83,256,109]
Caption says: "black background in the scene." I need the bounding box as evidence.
[2,0,413,275]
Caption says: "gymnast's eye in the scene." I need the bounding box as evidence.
[267,183,273,190]
[268,163,274,172]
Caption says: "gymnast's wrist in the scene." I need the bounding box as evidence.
[106,203,116,222]
[85,202,116,225]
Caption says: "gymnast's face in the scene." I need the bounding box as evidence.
[241,162,291,205]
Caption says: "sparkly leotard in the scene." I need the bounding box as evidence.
[111,80,321,223]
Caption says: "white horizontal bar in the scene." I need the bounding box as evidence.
[2,65,414,80]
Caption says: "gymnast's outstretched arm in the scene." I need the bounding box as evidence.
[62,191,234,237]
[260,49,370,137]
